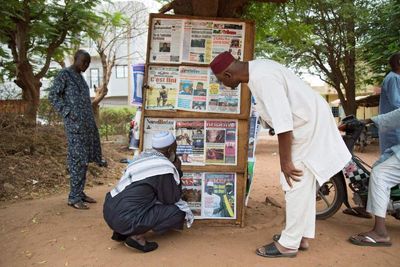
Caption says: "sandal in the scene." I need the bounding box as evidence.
[273,234,309,251]
[68,201,89,210]
[82,194,97,203]
[349,234,392,247]
[124,237,158,253]
[256,242,297,258]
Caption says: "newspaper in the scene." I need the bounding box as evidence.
[131,64,144,106]
[182,20,213,64]
[145,66,179,110]
[177,66,209,111]
[211,22,245,61]
[143,118,175,150]
[203,173,236,219]
[208,72,240,114]
[150,19,183,63]
[246,104,261,205]
[205,120,237,165]
[181,172,203,218]
[175,120,205,165]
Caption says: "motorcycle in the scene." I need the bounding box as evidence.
[316,115,400,220]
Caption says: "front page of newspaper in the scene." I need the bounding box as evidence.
[202,173,236,219]
[143,118,175,150]
[175,120,205,165]
[146,66,179,110]
[150,19,183,63]
[182,20,213,64]
[181,172,203,218]
[208,72,240,114]
[211,22,245,61]
[177,66,209,111]
[205,120,237,165]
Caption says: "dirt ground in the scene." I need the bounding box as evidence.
[1,133,399,267]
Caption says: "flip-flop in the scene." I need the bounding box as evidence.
[124,237,158,253]
[343,207,372,219]
[67,201,89,210]
[349,234,392,247]
[272,234,309,251]
[256,242,297,258]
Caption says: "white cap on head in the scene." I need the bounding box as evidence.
[152,131,175,149]
[206,181,214,187]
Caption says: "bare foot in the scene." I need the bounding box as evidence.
[274,241,298,254]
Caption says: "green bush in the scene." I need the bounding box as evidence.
[99,107,136,140]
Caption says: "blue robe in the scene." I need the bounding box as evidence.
[49,67,102,203]
[379,71,400,154]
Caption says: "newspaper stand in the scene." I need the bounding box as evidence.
[140,13,255,226]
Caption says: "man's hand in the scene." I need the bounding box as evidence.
[281,161,303,188]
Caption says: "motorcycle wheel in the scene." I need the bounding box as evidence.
[316,173,346,220]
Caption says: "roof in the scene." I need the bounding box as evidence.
[329,94,380,107]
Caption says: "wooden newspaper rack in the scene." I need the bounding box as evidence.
[140,13,255,226]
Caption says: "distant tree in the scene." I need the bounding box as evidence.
[360,0,400,83]
[245,0,375,115]
[87,2,148,122]
[0,0,100,123]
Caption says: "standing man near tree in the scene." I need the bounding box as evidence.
[49,50,105,210]
[210,52,351,258]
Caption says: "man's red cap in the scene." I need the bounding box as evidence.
[210,51,235,75]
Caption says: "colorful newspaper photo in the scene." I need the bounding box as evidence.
[177,66,209,111]
[205,120,237,165]
[181,172,203,218]
[211,22,245,61]
[175,120,205,165]
[145,66,179,110]
[202,173,236,219]
[208,72,240,114]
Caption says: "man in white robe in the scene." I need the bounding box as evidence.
[210,51,351,258]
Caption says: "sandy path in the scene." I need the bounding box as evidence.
[1,134,399,267]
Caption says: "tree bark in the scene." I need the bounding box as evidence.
[91,51,112,125]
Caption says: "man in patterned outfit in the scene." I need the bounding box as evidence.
[49,50,104,210]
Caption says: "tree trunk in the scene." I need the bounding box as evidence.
[14,60,41,124]
[92,102,100,126]
[343,0,357,116]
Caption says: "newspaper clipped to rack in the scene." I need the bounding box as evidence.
[146,66,179,109]
[150,19,183,63]
[182,172,236,219]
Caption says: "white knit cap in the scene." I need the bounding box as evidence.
[206,181,214,187]
[152,131,175,149]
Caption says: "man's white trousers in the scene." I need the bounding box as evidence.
[278,163,316,250]
[367,154,400,218]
